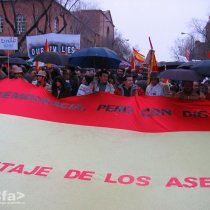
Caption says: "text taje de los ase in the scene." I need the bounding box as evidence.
[0,161,210,188]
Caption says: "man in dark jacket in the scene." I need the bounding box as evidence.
[115,74,145,96]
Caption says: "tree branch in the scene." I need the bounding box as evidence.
[18,0,54,47]
[0,0,16,33]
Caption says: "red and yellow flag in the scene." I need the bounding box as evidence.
[144,38,158,82]
[133,48,145,63]
[145,49,158,72]
[150,49,158,71]
[131,48,145,69]
[44,39,49,52]
[44,39,52,68]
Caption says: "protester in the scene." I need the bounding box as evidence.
[146,72,169,96]
[159,78,172,96]
[134,66,144,83]
[69,66,81,96]
[193,81,206,99]
[51,76,71,98]
[9,65,19,79]
[89,70,115,94]
[77,75,93,96]
[29,70,37,84]
[115,74,144,96]
[116,67,125,86]
[32,70,51,92]
[108,74,118,89]
[174,81,201,100]
[13,67,24,79]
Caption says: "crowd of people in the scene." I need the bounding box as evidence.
[1,64,210,100]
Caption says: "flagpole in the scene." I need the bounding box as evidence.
[147,36,158,82]
[148,37,154,83]
[7,50,10,78]
[131,48,135,69]
[149,36,153,50]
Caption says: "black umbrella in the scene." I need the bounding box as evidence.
[158,69,203,81]
[33,52,69,66]
[69,47,121,69]
[177,61,197,69]
[10,52,29,60]
[191,60,210,76]
[158,61,184,70]
[4,57,28,65]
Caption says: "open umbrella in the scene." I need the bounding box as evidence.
[191,60,210,76]
[10,52,29,60]
[4,57,28,65]
[33,52,69,66]
[177,61,198,69]
[158,69,203,81]
[69,47,121,69]
[158,61,184,70]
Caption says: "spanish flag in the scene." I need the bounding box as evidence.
[131,48,145,69]
[133,48,145,63]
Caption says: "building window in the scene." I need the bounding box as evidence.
[0,16,3,33]
[16,14,26,34]
[106,27,110,37]
[54,17,59,33]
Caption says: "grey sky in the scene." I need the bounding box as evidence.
[95,0,210,61]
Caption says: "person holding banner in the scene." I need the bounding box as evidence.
[32,70,51,92]
[51,76,71,99]
[77,75,93,96]
[13,67,24,79]
[146,72,168,96]
[174,81,203,100]
[89,70,115,94]
[115,74,145,96]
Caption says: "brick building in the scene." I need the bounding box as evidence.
[193,17,210,60]
[0,0,115,52]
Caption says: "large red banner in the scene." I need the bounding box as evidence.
[0,79,210,210]
[0,79,210,132]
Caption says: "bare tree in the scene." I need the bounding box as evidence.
[0,0,56,50]
[0,0,84,50]
[171,17,210,60]
[170,38,189,60]
[112,30,132,61]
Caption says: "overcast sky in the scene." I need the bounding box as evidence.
[94,0,210,61]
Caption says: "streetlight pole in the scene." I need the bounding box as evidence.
[181,32,195,60]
